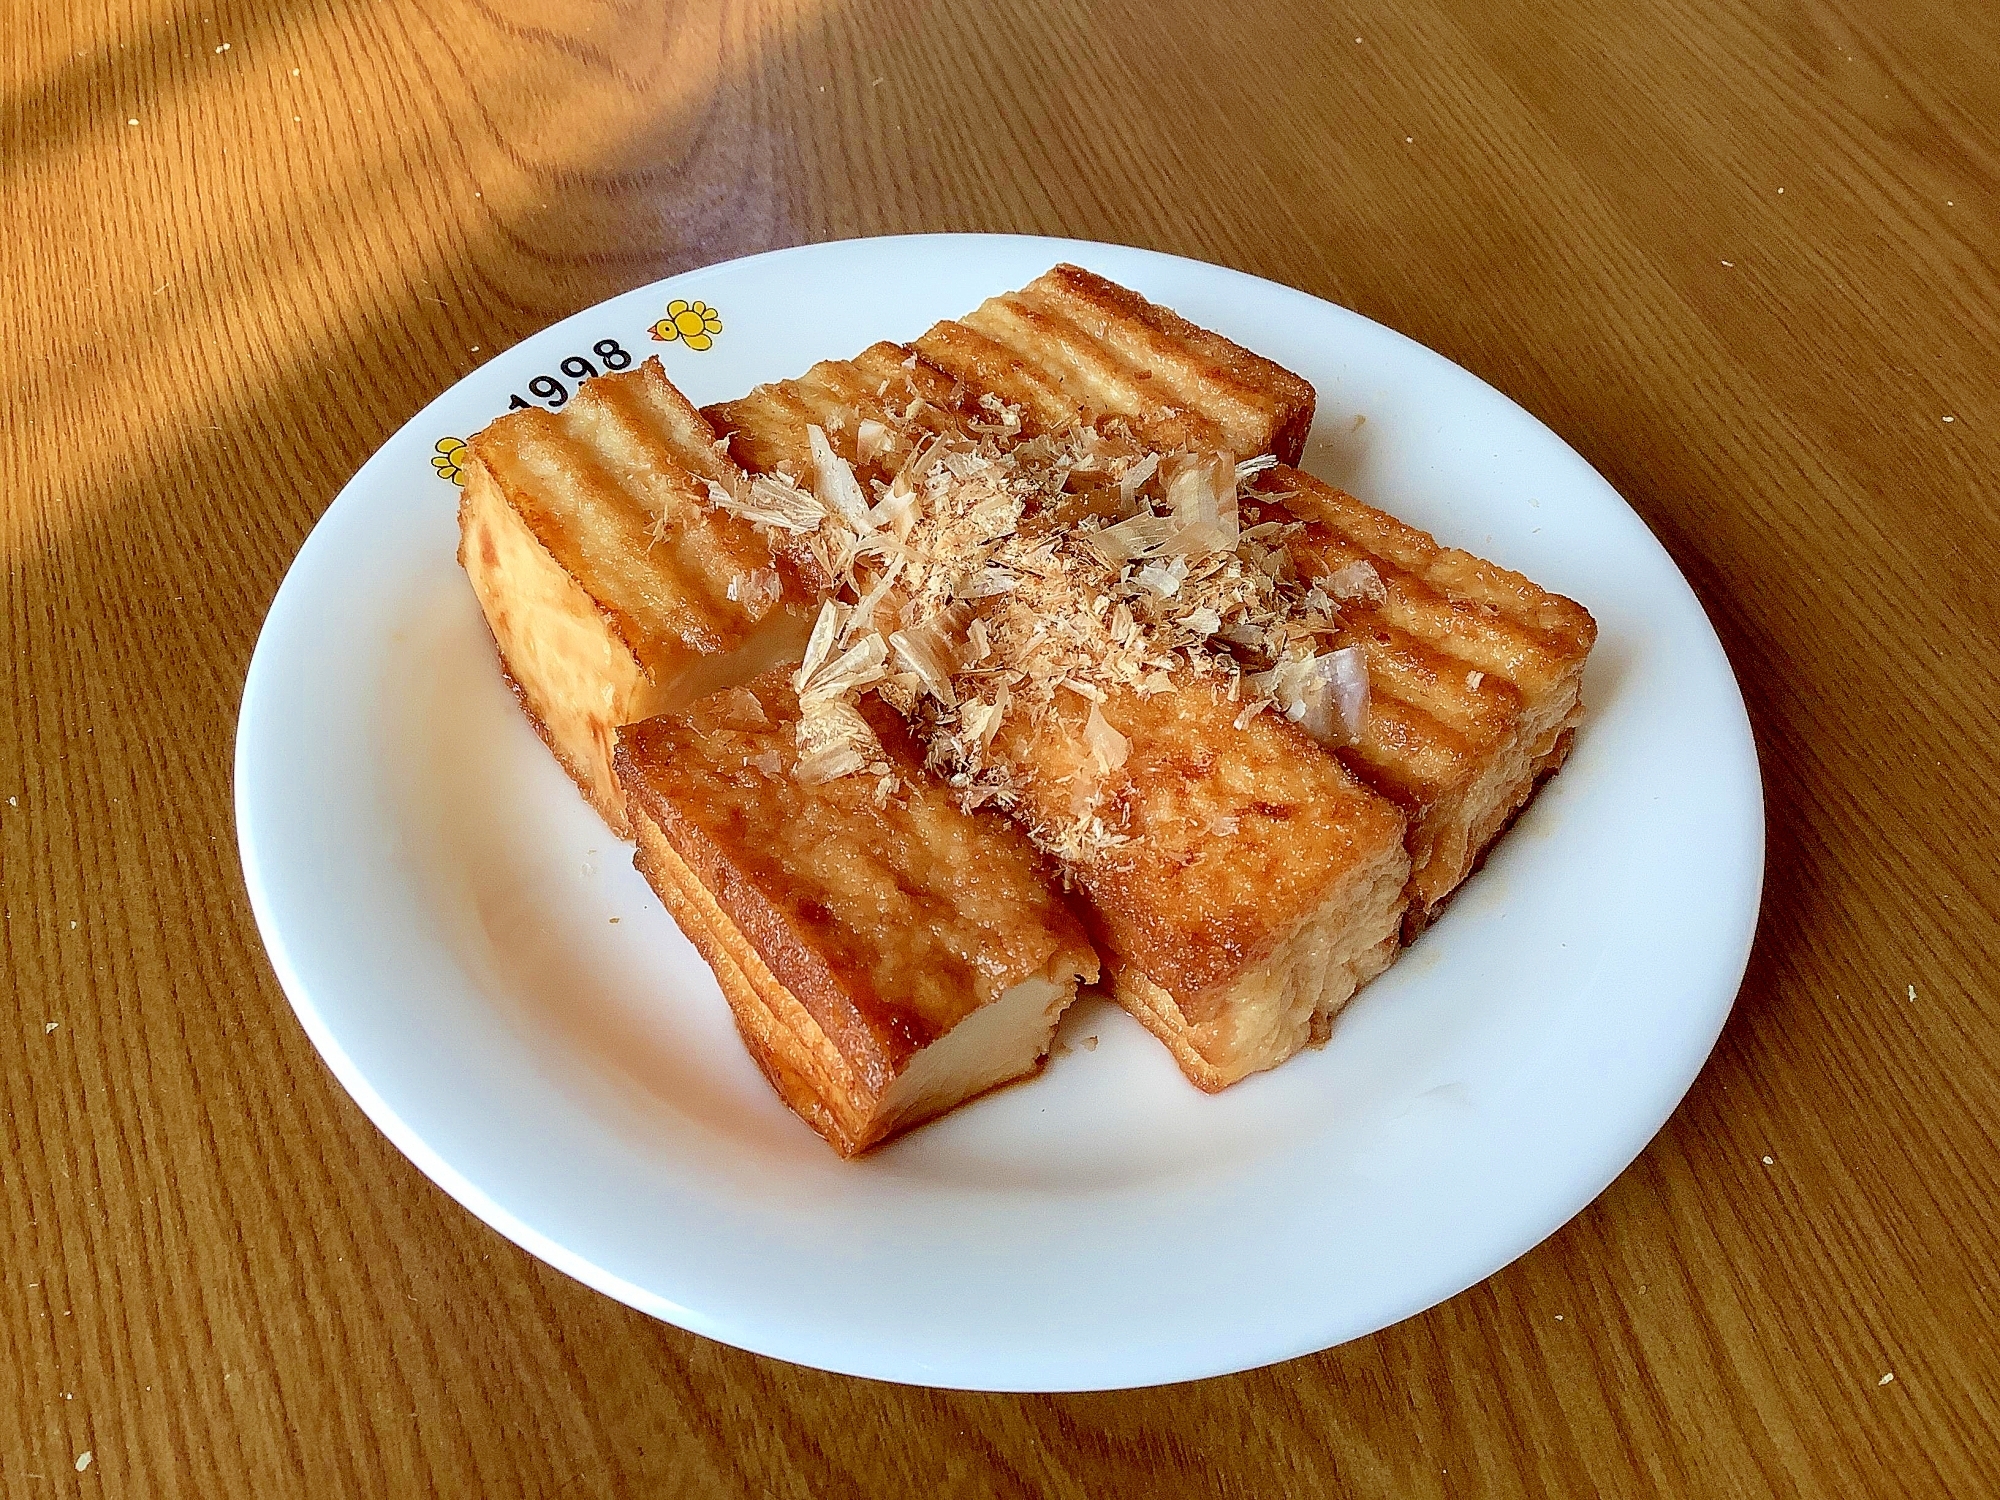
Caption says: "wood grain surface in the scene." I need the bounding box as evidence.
[4,0,1996,1493]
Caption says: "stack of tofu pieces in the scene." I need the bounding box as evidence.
[456,265,1596,1155]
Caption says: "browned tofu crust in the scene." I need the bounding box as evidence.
[1246,467,1596,928]
[466,357,820,679]
[990,684,1407,1024]
[705,341,975,489]
[689,276,1415,1088]
[914,263,1317,464]
[457,357,823,831]
[616,673,1098,1145]
[916,264,1595,936]
[632,268,1587,1096]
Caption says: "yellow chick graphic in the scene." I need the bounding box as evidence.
[431,437,468,486]
[649,298,723,351]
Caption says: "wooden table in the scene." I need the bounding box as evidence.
[5,0,1995,1492]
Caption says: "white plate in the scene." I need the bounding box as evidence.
[236,235,1761,1391]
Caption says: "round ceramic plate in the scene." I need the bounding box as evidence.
[236,235,1762,1391]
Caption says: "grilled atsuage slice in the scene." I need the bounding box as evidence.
[616,674,1098,1156]
[1249,468,1597,933]
[912,262,1317,465]
[457,357,819,834]
[989,686,1409,1091]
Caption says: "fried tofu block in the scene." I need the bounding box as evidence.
[913,262,1317,465]
[616,675,1098,1155]
[457,358,819,834]
[1250,469,1597,934]
[990,686,1409,1091]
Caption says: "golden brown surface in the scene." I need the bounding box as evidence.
[615,676,1095,1152]
[1252,467,1598,930]
[469,359,796,676]
[6,0,1999,1492]
[987,684,1409,1085]
[705,341,973,487]
[704,325,1409,1086]
[911,263,1594,941]
[915,263,1317,463]
[459,358,816,830]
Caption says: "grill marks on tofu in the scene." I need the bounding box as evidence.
[914,262,1317,465]
[1268,470,1595,690]
[890,259,1596,939]
[1250,467,1597,928]
[456,357,817,833]
[457,263,1597,1127]
[702,386,1413,1085]
[690,280,1415,1090]
[473,362,802,667]
[705,341,973,487]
